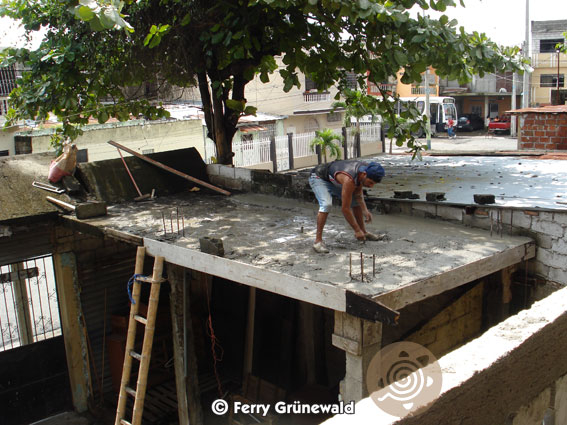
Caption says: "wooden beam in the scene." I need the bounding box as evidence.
[143,238,346,312]
[374,242,536,310]
[167,263,204,425]
[242,287,256,378]
[53,252,90,412]
[108,140,231,196]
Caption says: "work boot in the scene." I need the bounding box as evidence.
[313,241,330,253]
[364,232,386,241]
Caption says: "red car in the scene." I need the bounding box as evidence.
[488,115,511,134]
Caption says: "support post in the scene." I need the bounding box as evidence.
[316,145,322,165]
[243,287,256,378]
[342,127,348,160]
[167,263,204,425]
[332,311,382,402]
[270,136,277,173]
[355,133,361,158]
[53,252,90,412]
[287,133,294,171]
[11,263,34,346]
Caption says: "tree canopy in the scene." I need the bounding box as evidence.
[1,0,528,163]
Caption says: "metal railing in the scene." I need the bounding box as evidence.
[205,123,382,171]
[0,255,61,352]
[303,92,331,102]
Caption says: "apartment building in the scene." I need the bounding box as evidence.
[531,20,567,106]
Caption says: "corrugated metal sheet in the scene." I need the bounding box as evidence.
[77,242,137,397]
[0,223,53,266]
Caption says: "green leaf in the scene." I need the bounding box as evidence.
[77,6,95,21]
[226,99,245,112]
[243,106,257,115]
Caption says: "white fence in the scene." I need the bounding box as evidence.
[205,123,382,171]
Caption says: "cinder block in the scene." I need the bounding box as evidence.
[412,203,437,215]
[219,165,236,179]
[234,167,252,181]
[534,261,550,277]
[206,163,222,176]
[532,218,564,238]
[501,209,533,230]
[537,249,567,270]
[549,267,567,286]
[437,205,463,222]
[552,238,567,255]
[553,212,567,226]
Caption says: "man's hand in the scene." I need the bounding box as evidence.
[355,229,366,240]
[363,210,372,223]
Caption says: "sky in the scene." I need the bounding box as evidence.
[417,0,567,48]
[1,0,566,50]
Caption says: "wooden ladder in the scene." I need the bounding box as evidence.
[115,246,165,425]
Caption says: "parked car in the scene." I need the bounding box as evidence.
[488,115,511,134]
[456,113,484,131]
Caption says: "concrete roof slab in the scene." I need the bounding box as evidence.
[68,192,534,318]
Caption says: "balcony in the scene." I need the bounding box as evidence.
[367,82,396,96]
[411,85,438,95]
[303,91,331,102]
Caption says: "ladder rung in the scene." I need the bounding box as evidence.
[129,350,142,361]
[125,386,137,398]
[120,419,132,425]
[134,314,147,325]
[135,276,165,284]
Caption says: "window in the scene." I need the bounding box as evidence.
[0,150,9,157]
[305,75,317,92]
[0,65,17,96]
[540,74,564,88]
[0,256,61,352]
[345,72,358,90]
[327,112,342,122]
[540,39,564,53]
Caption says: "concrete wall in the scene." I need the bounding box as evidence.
[324,285,567,425]
[17,118,205,161]
[0,126,17,156]
[518,112,567,150]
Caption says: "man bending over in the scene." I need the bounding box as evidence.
[308,160,385,253]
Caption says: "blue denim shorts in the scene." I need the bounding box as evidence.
[309,173,358,213]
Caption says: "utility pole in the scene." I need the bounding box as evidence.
[557,48,561,105]
[522,0,530,109]
[511,72,517,137]
[425,67,431,150]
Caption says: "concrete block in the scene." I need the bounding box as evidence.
[552,212,567,226]
[502,209,533,230]
[206,163,222,176]
[532,218,564,238]
[537,249,567,270]
[437,205,463,222]
[534,261,550,277]
[199,237,224,257]
[234,167,252,181]
[534,233,553,250]
[549,268,567,285]
[219,165,236,179]
[412,203,437,215]
[552,238,567,255]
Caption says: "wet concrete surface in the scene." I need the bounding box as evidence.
[78,192,532,298]
[367,154,567,210]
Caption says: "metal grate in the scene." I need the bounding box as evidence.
[0,255,62,352]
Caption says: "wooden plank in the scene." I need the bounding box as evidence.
[144,238,346,312]
[53,252,90,412]
[108,140,231,196]
[331,334,361,356]
[374,242,536,311]
[243,287,256,378]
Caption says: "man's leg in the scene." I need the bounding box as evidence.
[315,212,329,244]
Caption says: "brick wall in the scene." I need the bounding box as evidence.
[519,113,567,150]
